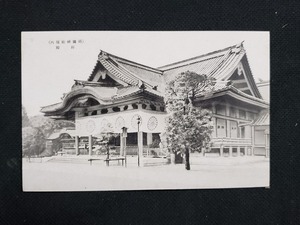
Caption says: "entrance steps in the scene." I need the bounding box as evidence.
[47,156,103,165]
[143,157,170,167]
[47,155,170,167]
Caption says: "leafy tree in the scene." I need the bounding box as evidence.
[22,105,31,127]
[30,115,75,138]
[165,71,214,170]
[94,123,118,158]
[22,127,45,157]
[21,115,75,157]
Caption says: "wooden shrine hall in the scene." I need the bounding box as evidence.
[41,42,270,163]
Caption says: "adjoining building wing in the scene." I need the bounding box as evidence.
[240,110,270,127]
[256,80,270,102]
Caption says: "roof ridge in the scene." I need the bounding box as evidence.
[100,50,163,74]
[158,42,243,70]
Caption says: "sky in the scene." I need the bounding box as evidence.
[22,31,269,116]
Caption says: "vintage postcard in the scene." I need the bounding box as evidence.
[22,31,270,191]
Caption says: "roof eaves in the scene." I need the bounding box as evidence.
[228,86,269,104]
[196,85,269,106]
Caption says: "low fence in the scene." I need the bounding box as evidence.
[62,145,168,157]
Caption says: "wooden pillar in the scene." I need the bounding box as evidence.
[124,136,127,157]
[137,131,143,167]
[220,146,224,157]
[265,133,269,158]
[212,117,217,138]
[147,133,153,146]
[229,146,233,157]
[251,126,255,156]
[226,120,231,138]
[225,103,229,115]
[211,104,217,138]
[120,134,124,156]
[89,135,92,156]
[225,103,230,139]
[75,136,79,155]
[237,147,240,156]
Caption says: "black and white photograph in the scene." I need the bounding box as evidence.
[22,31,270,191]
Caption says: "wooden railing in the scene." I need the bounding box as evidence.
[211,137,251,147]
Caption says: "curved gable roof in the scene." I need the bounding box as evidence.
[159,43,262,98]
[88,51,164,91]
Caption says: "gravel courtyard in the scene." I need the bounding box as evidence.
[23,156,269,191]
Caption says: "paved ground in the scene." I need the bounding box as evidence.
[23,156,269,191]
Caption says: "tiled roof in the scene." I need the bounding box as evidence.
[89,51,164,90]
[160,43,244,81]
[239,110,269,127]
[47,128,76,140]
[159,43,261,99]
[196,82,269,105]
[41,85,163,113]
[252,111,269,126]
[87,43,261,98]
[42,42,265,115]
[256,80,270,102]
[40,102,64,112]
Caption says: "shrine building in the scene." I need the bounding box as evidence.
[41,42,270,163]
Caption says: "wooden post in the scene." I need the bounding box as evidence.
[225,103,230,138]
[138,131,143,167]
[120,134,124,156]
[75,136,79,155]
[229,146,233,157]
[212,104,217,138]
[265,131,269,158]
[251,126,255,156]
[237,147,240,156]
[146,133,152,157]
[89,135,92,156]
[220,146,224,157]
[147,133,153,146]
[124,136,127,164]
[226,120,231,138]
[212,117,217,138]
